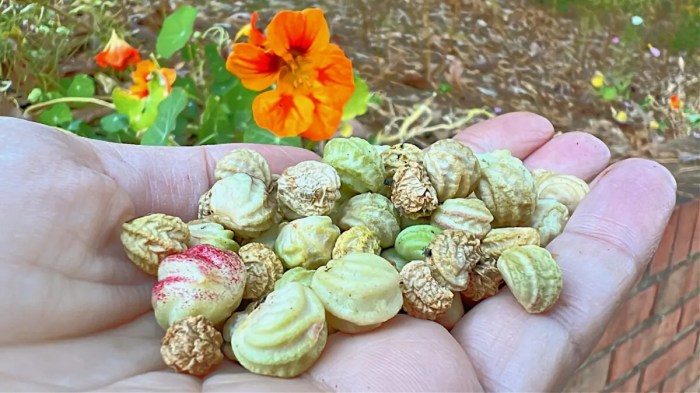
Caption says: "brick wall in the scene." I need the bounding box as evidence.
[564,197,700,393]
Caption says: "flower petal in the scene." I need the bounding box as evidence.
[253,90,314,137]
[266,8,330,62]
[226,43,281,91]
[95,30,141,71]
[300,96,343,141]
[310,44,355,106]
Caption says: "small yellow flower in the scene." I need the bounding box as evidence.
[649,120,659,130]
[591,71,605,88]
[614,110,628,123]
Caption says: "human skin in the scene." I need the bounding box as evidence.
[0,112,676,392]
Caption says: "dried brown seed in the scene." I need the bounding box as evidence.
[121,213,190,276]
[239,243,284,301]
[476,150,536,227]
[381,143,424,179]
[423,139,480,202]
[425,230,481,291]
[391,162,439,220]
[461,257,502,302]
[400,260,454,320]
[331,225,382,259]
[160,315,224,376]
[277,161,342,218]
[215,148,271,186]
[481,227,541,259]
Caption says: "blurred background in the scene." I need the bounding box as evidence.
[1,1,698,391]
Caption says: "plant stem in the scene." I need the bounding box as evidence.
[24,97,115,115]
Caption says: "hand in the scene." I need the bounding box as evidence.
[0,113,676,392]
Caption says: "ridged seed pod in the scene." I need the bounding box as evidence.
[338,193,400,248]
[391,162,439,220]
[380,248,409,272]
[400,260,454,320]
[187,221,240,252]
[381,143,424,179]
[152,245,246,329]
[461,257,502,302]
[239,243,284,301]
[198,174,277,239]
[232,282,327,377]
[423,139,480,202]
[214,148,271,186]
[121,213,190,276]
[274,267,315,290]
[497,245,563,313]
[394,225,443,261]
[529,199,570,246]
[277,161,342,218]
[535,172,589,213]
[476,150,536,227]
[430,198,494,239]
[424,230,481,291]
[311,253,403,333]
[331,225,382,259]
[274,216,340,269]
[481,227,541,259]
[322,137,385,193]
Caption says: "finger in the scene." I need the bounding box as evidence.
[523,131,611,181]
[453,112,554,158]
[91,140,319,219]
[307,315,483,392]
[451,158,676,392]
[204,362,325,392]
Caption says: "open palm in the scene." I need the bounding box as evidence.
[0,113,676,392]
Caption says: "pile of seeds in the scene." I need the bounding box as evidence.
[120,137,589,378]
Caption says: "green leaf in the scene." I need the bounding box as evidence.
[38,103,72,126]
[156,6,198,59]
[243,126,302,147]
[67,74,95,98]
[437,82,453,94]
[100,113,130,133]
[113,88,145,120]
[141,88,188,145]
[66,119,96,138]
[198,95,232,144]
[342,74,369,121]
[173,76,199,99]
[687,113,700,123]
[27,88,43,103]
[600,86,618,101]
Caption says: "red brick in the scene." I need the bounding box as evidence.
[680,295,700,332]
[672,202,700,266]
[610,372,640,392]
[563,353,611,392]
[609,308,681,381]
[641,332,699,391]
[683,377,699,393]
[652,208,680,276]
[684,259,699,295]
[692,202,700,256]
[656,265,691,314]
[596,285,658,351]
[663,355,700,393]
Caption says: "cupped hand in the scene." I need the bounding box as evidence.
[0,113,676,392]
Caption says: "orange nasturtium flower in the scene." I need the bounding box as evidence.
[669,94,682,110]
[226,8,355,141]
[128,60,177,98]
[95,30,141,71]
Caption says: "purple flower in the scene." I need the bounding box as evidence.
[648,44,661,57]
[494,106,502,114]
[611,36,620,44]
